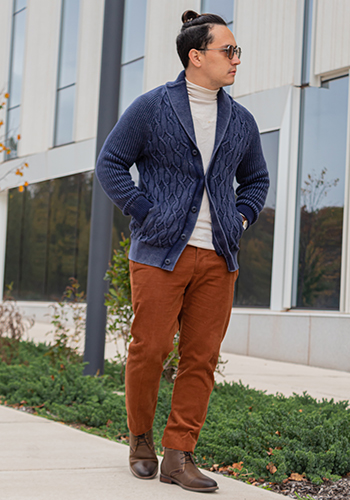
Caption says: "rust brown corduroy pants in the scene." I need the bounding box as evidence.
[125,245,238,453]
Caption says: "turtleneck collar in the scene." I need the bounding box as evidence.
[185,78,219,102]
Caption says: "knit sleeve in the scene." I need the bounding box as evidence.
[95,94,154,225]
[235,116,270,226]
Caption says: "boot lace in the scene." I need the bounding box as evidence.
[135,434,147,446]
[181,451,195,466]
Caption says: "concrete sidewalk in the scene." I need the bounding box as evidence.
[0,404,282,500]
[1,322,349,499]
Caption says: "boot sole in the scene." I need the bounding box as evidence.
[130,466,158,480]
[160,474,218,492]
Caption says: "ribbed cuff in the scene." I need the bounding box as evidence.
[236,204,255,227]
[127,195,153,225]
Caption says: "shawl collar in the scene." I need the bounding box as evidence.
[165,71,232,158]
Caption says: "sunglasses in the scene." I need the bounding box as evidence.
[199,45,242,60]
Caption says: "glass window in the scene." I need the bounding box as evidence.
[46,175,81,299]
[295,76,349,310]
[3,171,131,301]
[234,130,279,307]
[54,0,80,147]
[17,182,51,300]
[119,59,144,115]
[58,0,80,88]
[8,8,26,108]
[5,3,27,160]
[14,0,27,13]
[3,188,25,294]
[4,172,93,301]
[201,0,234,26]
[54,85,76,146]
[121,0,148,64]
[118,0,147,118]
[6,106,20,159]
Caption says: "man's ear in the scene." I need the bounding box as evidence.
[188,48,202,68]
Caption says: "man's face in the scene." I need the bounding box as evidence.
[196,24,241,90]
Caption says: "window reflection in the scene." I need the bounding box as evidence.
[54,0,80,147]
[54,85,76,146]
[119,0,147,118]
[4,172,131,301]
[58,0,80,88]
[6,106,20,159]
[4,172,93,301]
[295,76,349,309]
[121,0,148,64]
[14,0,26,13]
[9,9,26,108]
[119,59,144,115]
[6,4,27,159]
[234,131,279,307]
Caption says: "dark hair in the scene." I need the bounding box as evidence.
[176,10,227,68]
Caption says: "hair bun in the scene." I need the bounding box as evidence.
[182,10,200,24]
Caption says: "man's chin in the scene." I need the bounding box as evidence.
[224,75,236,86]
[223,79,235,88]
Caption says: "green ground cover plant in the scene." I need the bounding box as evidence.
[1,339,350,487]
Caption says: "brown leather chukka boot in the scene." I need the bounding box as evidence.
[129,429,158,479]
[160,448,218,492]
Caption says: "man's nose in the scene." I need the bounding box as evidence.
[231,54,241,65]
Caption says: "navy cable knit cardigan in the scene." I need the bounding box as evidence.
[96,71,269,272]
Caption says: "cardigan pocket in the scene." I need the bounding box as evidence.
[227,207,244,249]
[130,203,158,232]
[130,203,182,248]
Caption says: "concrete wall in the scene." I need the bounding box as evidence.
[223,309,350,372]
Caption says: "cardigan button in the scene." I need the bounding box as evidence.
[191,206,197,213]
[164,259,171,265]
[192,149,198,156]
[181,234,186,240]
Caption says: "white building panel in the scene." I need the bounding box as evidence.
[143,0,200,92]
[0,1,12,93]
[75,0,104,143]
[233,0,299,97]
[20,0,61,156]
[314,0,350,76]
[1,138,95,190]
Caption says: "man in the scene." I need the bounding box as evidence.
[96,10,269,493]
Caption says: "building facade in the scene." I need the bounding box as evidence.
[0,0,350,371]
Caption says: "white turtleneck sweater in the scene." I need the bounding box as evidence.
[186,79,218,251]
